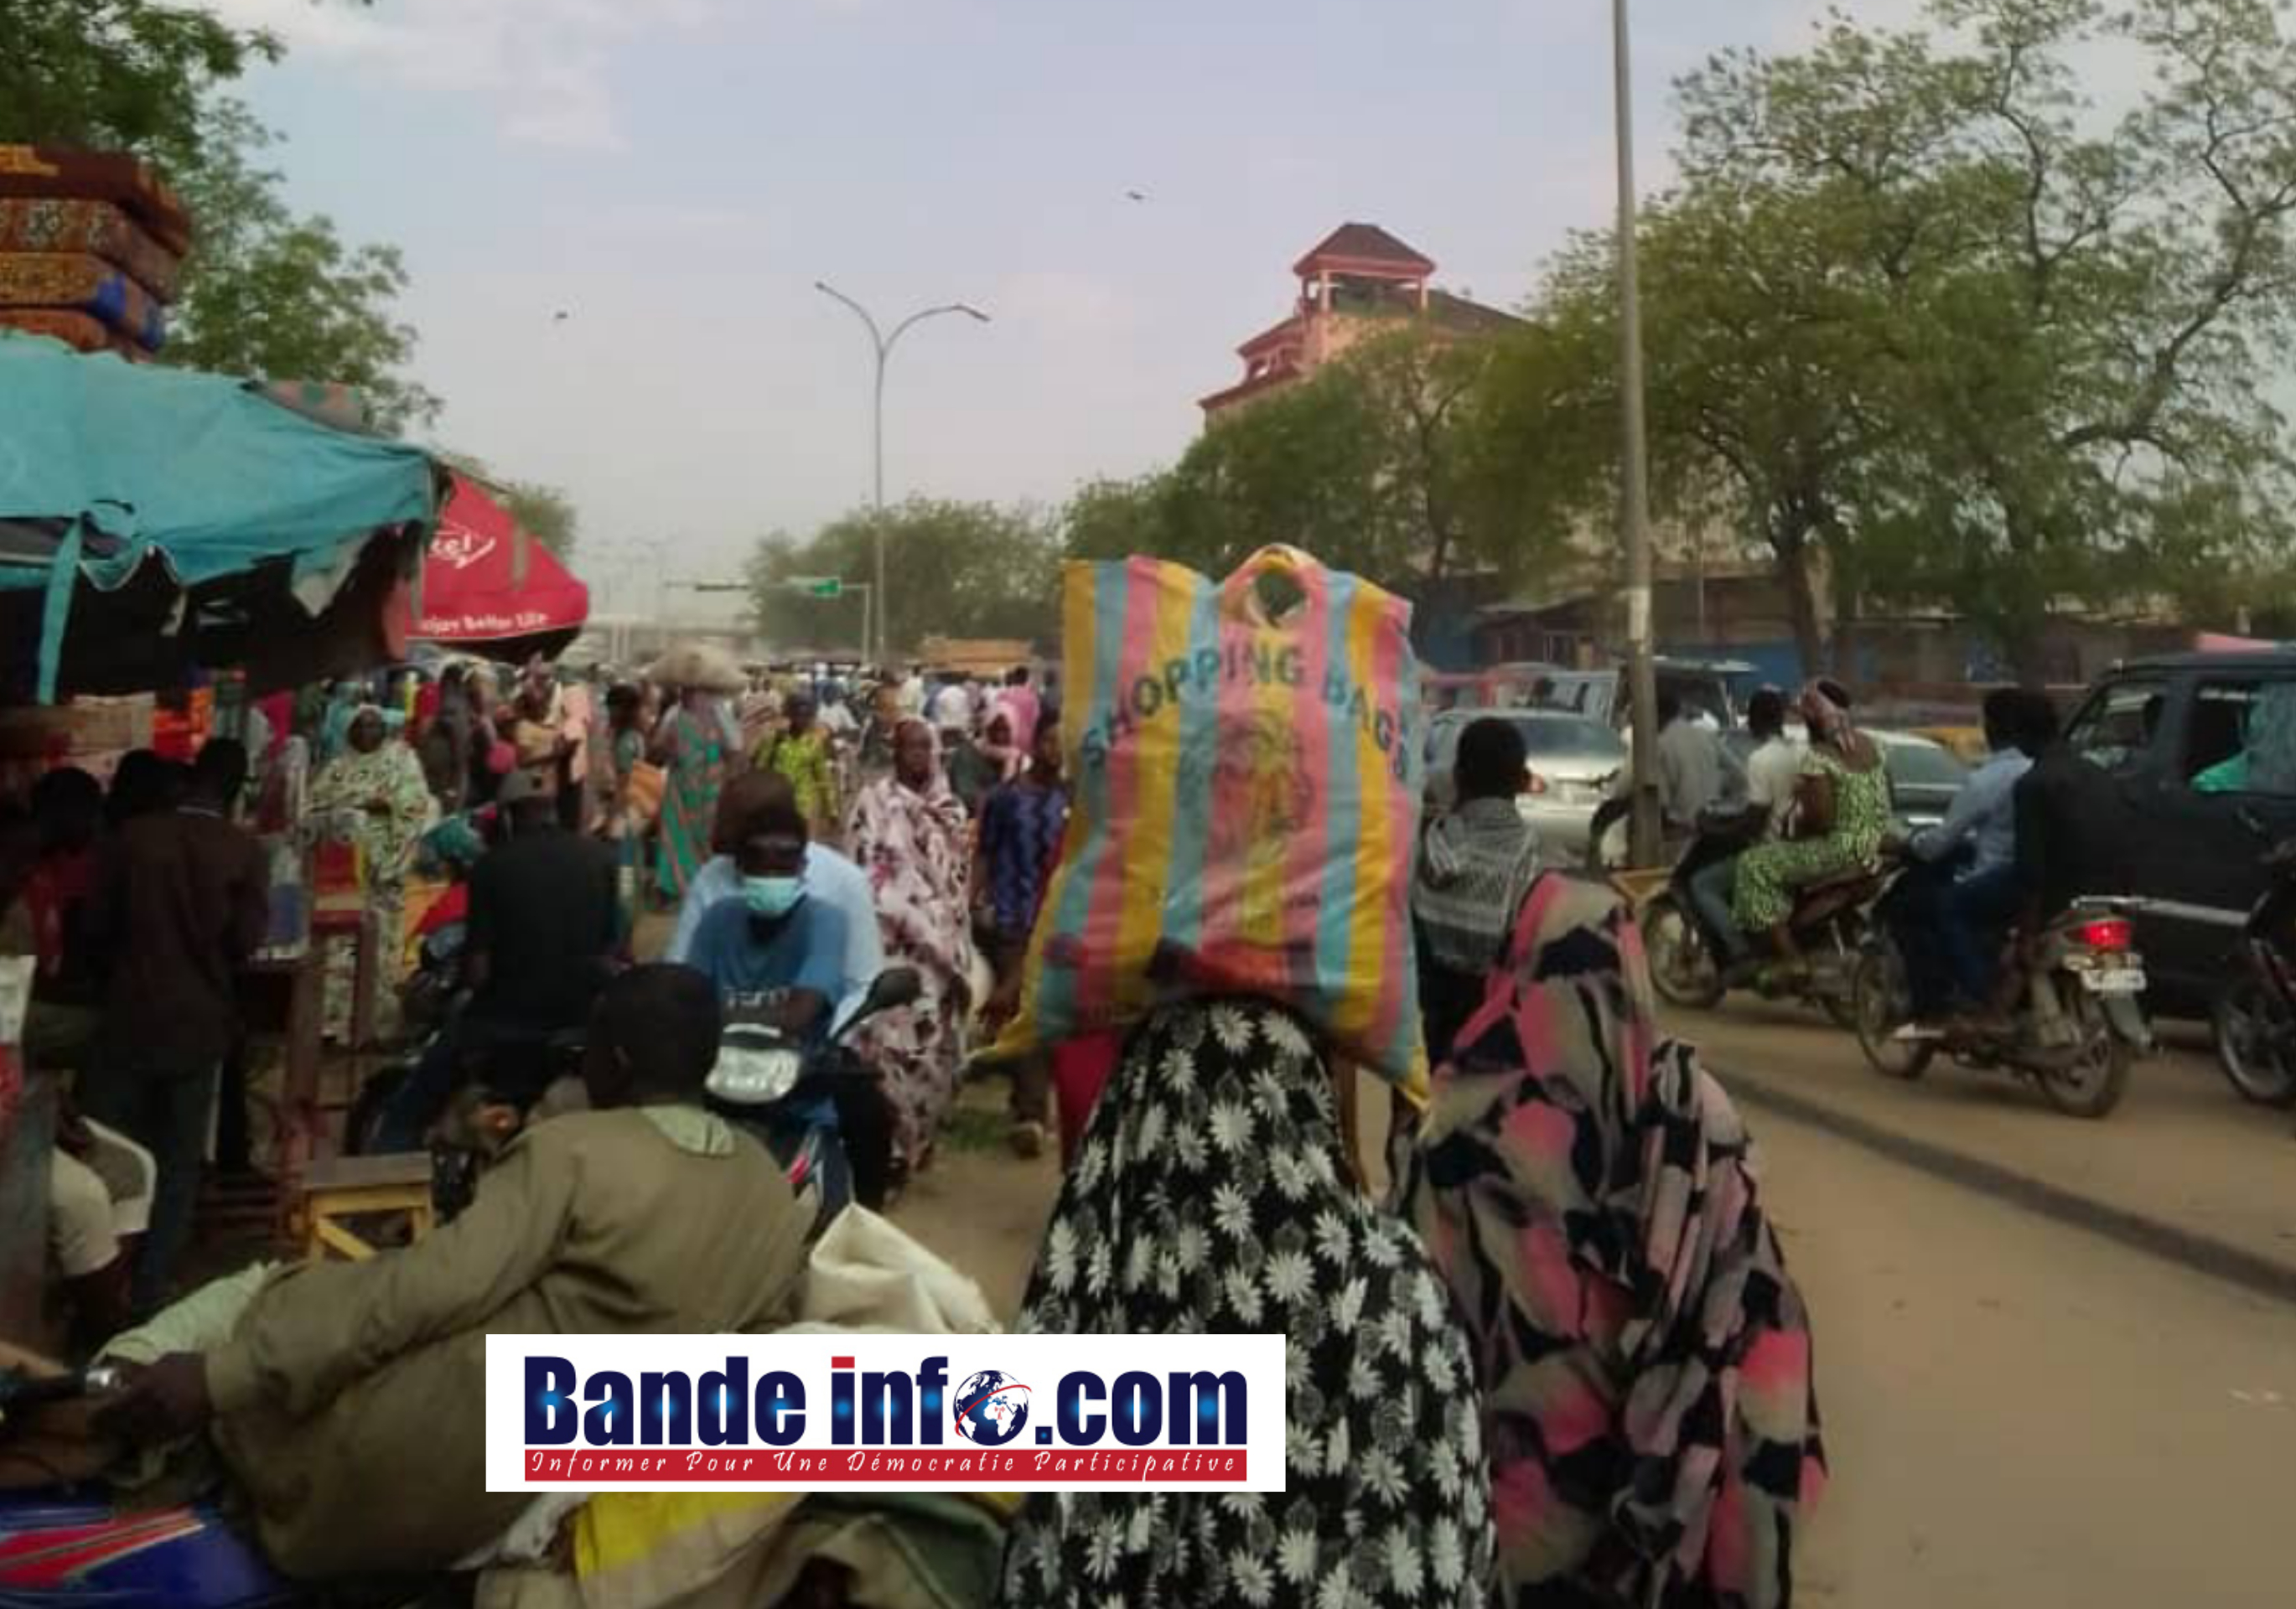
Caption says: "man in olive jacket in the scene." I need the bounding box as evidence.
[98,965,811,1580]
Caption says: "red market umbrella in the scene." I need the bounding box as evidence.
[394,472,589,662]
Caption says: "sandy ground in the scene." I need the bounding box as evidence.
[894,1045,2293,1609]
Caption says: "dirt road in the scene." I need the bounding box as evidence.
[894,1055,2293,1608]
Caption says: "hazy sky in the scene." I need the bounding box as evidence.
[201,0,1923,609]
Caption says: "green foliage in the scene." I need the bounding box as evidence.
[1060,328,1568,602]
[436,453,579,558]
[160,102,439,433]
[747,499,1060,658]
[0,2,437,435]
[1489,0,2296,677]
[0,0,273,158]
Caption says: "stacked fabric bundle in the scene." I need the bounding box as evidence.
[0,147,190,360]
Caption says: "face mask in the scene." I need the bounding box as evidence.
[744,875,805,920]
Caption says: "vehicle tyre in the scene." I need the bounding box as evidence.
[1645,893,1726,1011]
[2039,991,2133,1120]
[2212,975,2296,1107]
[1852,947,1933,1081]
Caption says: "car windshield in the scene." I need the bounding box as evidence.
[1511,716,1624,758]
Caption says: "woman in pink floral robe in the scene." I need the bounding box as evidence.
[844,719,975,1174]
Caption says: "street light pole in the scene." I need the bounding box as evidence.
[815,282,990,667]
[1614,0,1663,869]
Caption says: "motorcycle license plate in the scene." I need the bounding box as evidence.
[2083,969,2146,995]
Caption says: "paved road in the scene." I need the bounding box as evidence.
[1671,1001,2296,1289]
[901,1035,2293,1609]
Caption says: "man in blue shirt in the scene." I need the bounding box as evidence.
[684,797,851,1050]
[1890,690,2040,1027]
[666,772,881,1029]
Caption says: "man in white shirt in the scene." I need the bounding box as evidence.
[927,675,974,736]
[1655,688,1730,835]
[1684,688,1797,965]
[666,771,884,1027]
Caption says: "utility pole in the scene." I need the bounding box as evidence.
[1614,0,1663,868]
[814,282,990,667]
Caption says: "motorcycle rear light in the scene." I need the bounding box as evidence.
[2077,918,2133,951]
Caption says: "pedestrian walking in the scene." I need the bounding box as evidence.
[651,687,728,905]
[975,714,1068,1156]
[1401,872,1825,1607]
[1000,997,1495,1607]
[844,719,975,1182]
[308,706,436,1041]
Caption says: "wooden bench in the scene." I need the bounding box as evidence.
[299,1152,433,1262]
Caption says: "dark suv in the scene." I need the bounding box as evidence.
[2061,652,2296,1009]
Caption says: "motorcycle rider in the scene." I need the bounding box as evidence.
[1888,689,2039,1033]
[371,766,619,1151]
[1682,688,1796,966]
[684,794,891,1208]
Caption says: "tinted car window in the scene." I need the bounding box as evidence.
[2065,676,2169,774]
[2186,678,2296,797]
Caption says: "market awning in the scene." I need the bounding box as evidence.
[394,473,590,663]
[0,331,439,701]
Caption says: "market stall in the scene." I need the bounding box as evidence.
[393,472,591,663]
[0,332,443,1338]
[0,330,441,705]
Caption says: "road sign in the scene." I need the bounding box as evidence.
[786,577,844,598]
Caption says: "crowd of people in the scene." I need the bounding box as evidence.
[1,656,1858,1609]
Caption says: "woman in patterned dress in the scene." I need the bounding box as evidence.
[651,688,728,905]
[1731,680,1892,975]
[1000,998,1495,1609]
[843,718,973,1177]
[308,706,437,1040]
[1402,872,1826,1608]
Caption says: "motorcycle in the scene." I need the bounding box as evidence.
[0,1365,368,1609]
[1638,822,1888,1029]
[1850,897,2152,1119]
[705,967,920,1239]
[2212,814,2296,1106]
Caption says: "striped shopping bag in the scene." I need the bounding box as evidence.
[999,546,1427,1081]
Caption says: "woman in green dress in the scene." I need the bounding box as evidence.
[308,705,438,1039]
[1732,680,1893,976]
[651,687,727,905]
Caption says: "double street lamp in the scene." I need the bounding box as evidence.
[814,281,991,667]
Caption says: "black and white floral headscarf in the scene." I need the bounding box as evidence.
[1001,999,1495,1609]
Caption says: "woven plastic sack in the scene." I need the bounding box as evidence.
[1000,546,1426,1080]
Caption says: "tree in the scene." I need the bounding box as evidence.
[1061,328,1564,603]
[0,0,272,158]
[1671,0,2296,680]
[433,453,578,557]
[747,500,1061,658]
[159,103,440,433]
[0,2,438,434]
[497,481,578,560]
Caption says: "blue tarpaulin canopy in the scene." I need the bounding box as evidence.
[0,332,441,701]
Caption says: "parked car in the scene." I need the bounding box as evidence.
[2058,651,2296,1015]
[1424,657,1754,730]
[1424,707,1628,858]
